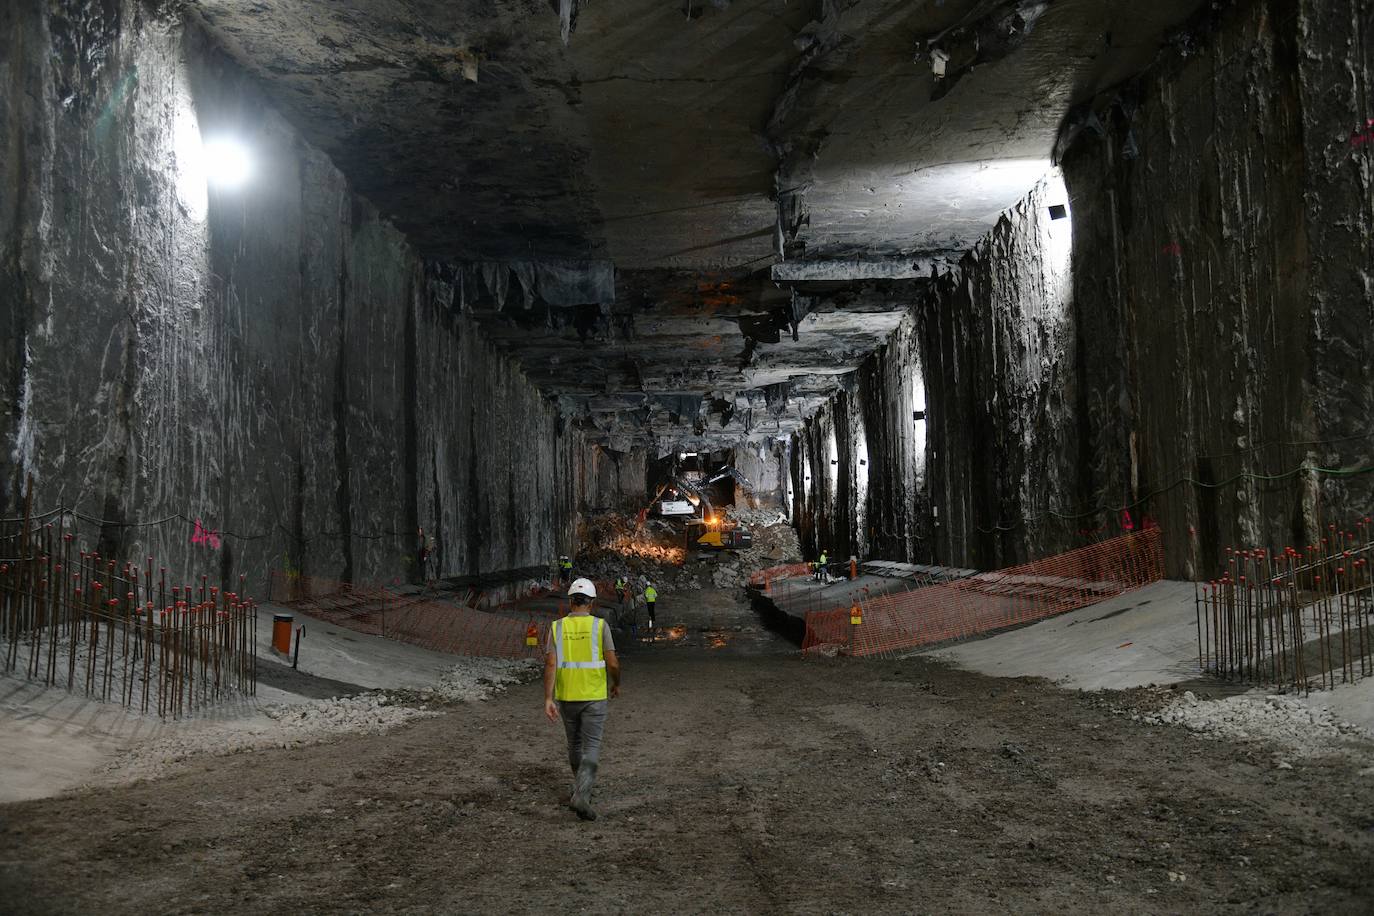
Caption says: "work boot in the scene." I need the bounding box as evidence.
[570,760,598,821]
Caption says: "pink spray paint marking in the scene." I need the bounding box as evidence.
[191,518,222,550]
[1161,242,1183,257]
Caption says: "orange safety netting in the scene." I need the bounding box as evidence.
[802,527,1164,658]
[268,572,544,659]
[748,562,814,590]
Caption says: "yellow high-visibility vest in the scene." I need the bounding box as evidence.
[644,586,658,602]
[553,615,607,702]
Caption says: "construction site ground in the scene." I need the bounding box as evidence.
[3,586,1373,914]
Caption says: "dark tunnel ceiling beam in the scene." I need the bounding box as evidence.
[771,256,953,282]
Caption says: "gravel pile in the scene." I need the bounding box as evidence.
[434,657,539,700]
[263,692,437,733]
[1134,690,1371,753]
[98,657,540,785]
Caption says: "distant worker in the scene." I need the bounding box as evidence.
[614,576,631,636]
[543,578,621,821]
[558,555,572,586]
[643,583,658,631]
[814,549,828,582]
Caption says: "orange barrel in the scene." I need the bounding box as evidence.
[272,613,294,654]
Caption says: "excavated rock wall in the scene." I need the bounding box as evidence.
[791,180,1071,570]
[579,445,649,512]
[0,1,584,592]
[733,439,789,511]
[1058,0,1373,577]
[795,0,1374,578]
[915,177,1079,571]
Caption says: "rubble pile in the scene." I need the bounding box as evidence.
[727,505,791,528]
[707,509,804,588]
[575,510,802,593]
[576,513,702,591]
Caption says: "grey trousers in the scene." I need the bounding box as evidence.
[558,699,609,773]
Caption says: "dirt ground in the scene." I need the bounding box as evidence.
[2,588,1372,915]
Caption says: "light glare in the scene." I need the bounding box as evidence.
[202,138,252,189]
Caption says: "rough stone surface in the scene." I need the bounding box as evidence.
[168,0,1206,449]
[0,2,588,592]
[1058,0,1374,576]
[792,0,1374,577]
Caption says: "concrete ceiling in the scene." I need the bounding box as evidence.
[190,0,1204,452]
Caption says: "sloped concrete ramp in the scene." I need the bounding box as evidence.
[920,580,1202,690]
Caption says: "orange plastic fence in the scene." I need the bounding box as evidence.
[802,527,1164,658]
[268,572,544,659]
[748,562,813,590]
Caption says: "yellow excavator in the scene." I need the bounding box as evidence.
[694,512,754,550]
[644,464,755,550]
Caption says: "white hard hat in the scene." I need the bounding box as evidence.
[568,577,596,599]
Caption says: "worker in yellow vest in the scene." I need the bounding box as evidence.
[543,578,620,821]
[643,583,658,632]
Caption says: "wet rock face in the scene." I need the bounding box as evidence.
[0,1,586,591]
[793,0,1374,578]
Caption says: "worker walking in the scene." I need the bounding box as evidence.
[643,582,658,632]
[544,578,621,821]
[814,549,828,582]
[558,555,572,587]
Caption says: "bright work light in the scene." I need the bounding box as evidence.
[201,137,252,189]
